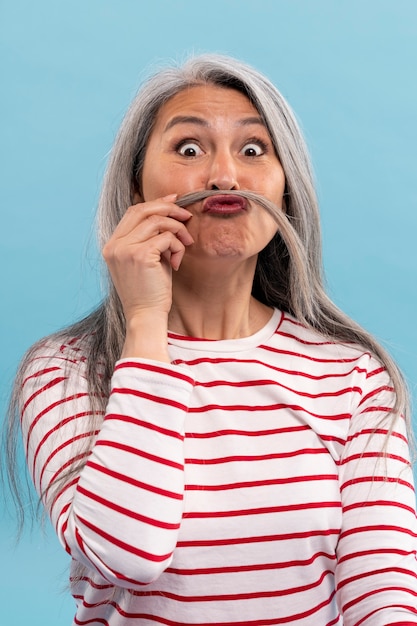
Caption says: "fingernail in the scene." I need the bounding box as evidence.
[162,193,178,201]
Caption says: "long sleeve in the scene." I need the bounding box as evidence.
[336,361,417,624]
[21,345,194,588]
[18,320,417,625]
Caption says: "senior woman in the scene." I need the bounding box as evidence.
[6,55,417,625]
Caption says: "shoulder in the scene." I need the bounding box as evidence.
[273,311,376,367]
[19,333,97,391]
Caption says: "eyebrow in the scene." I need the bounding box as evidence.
[164,115,265,132]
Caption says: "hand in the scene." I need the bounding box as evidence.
[102,194,194,360]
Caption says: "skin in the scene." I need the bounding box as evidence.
[102,85,286,361]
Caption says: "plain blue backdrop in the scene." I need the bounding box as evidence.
[1,1,416,623]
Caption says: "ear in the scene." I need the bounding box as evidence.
[131,180,143,205]
[132,190,143,204]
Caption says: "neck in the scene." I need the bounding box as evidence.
[169,259,273,340]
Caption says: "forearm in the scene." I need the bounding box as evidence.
[22,350,194,588]
[64,359,193,585]
[336,370,417,623]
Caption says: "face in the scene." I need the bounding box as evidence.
[141,84,286,263]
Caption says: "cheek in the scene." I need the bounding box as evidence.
[140,169,164,201]
[142,164,203,201]
[261,212,280,242]
[265,165,286,204]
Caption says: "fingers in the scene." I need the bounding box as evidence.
[114,195,193,239]
[101,194,195,321]
[103,215,194,269]
[157,230,188,271]
[103,194,194,261]
[132,214,194,247]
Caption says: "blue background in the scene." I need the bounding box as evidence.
[1,1,416,623]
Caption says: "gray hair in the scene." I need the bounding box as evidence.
[3,54,411,527]
[98,54,321,318]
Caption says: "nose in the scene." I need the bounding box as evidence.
[206,150,240,191]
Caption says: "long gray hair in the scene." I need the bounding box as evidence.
[4,54,411,521]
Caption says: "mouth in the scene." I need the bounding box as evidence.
[202,194,248,215]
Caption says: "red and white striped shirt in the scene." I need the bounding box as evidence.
[21,309,417,625]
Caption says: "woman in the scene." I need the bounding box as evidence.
[6,54,417,625]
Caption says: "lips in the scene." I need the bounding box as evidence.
[202,194,248,215]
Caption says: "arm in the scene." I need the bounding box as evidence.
[21,196,196,586]
[21,344,194,588]
[336,360,417,624]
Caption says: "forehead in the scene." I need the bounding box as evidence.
[153,84,263,130]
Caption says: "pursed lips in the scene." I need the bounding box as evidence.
[202,194,248,215]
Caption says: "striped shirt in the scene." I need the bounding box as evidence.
[21,309,417,625]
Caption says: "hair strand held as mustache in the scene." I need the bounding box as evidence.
[175,189,312,320]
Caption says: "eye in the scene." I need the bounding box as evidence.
[241,141,267,157]
[177,142,203,157]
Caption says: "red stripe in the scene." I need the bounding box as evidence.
[173,356,368,381]
[274,329,335,346]
[27,353,83,368]
[360,405,392,415]
[112,387,188,411]
[132,568,334,601]
[261,344,364,364]
[75,514,173,563]
[25,391,89,454]
[366,365,387,378]
[337,547,416,565]
[339,524,417,541]
[185,426,345,447]
[185,501,341,519]
[188,402,350,420]
[358,384,394,407]
[39,431,98,490]
[186,447,329,465]
[22,375,67,414]
[48,452,90,489]
[343,500,417,516]
[104,413,183,440]
[169,332,217,342]
[340,451,409,466]
[115,360,194,385]
[186,424,310,439]
[177,527,340,548]
[22,366,61,386]
[195,377,362,400]
[59,508,72,554]
[70,575,113,590]
[340,475,414,493]
[166,550,336,576]
[32,410,98,476]
[75,590,336,625]
[319,433,346,445]
[347,427,407,445]
[342,586,417,616]
[280,314,312,329]
[86,460,183,500]
[95,440,184,471]
[73,527,119,584]
[56,496,73,531]
[52,477,79,518]
[76,484,181,530]
[185,474,338,492]
[326,618,342,626]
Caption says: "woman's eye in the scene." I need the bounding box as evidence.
[177,142,203,157]
[241,142,265,157]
